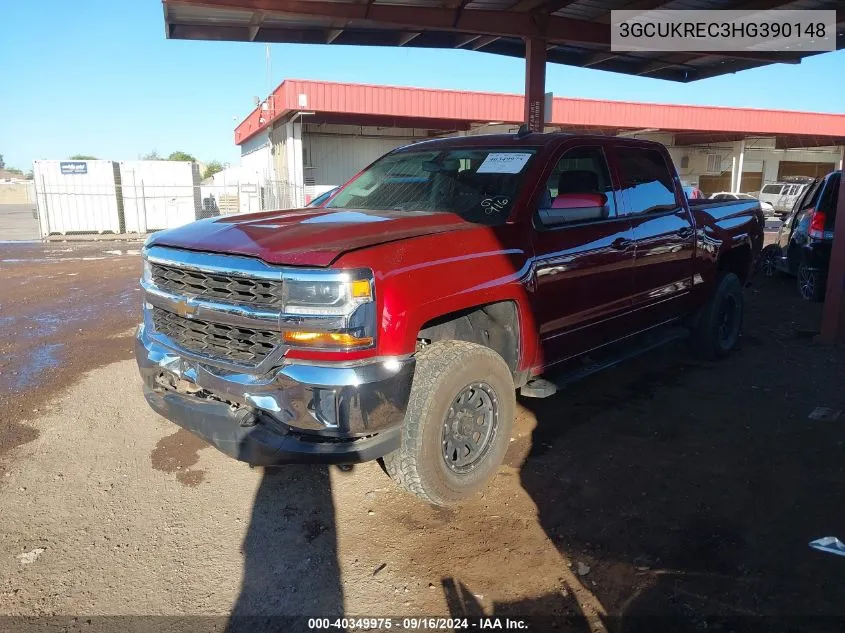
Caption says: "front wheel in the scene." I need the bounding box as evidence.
[383,340,515,506]
[797,263,825,302]
[690,272,744,361]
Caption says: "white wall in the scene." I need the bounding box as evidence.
[300,123,429,201]
[665,140,841,189]
[240,130,273,181]
[305,133,420,189]
[755,147,840,183]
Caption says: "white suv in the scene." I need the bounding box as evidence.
[759,182,811,216]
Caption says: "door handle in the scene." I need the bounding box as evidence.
[610,237,633,250]
[677,227,694,239]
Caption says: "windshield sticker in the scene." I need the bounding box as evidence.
[477,153,532,174]
[481,196,510,215]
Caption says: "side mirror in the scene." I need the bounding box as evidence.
[538,192,608,226]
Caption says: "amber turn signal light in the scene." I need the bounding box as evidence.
[283,331,373,348]
[350,279,372,300]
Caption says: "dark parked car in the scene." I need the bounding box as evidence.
[759,170,840,301]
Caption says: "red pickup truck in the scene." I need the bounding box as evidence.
[136,133,763,505]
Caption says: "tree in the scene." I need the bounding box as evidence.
[0,154,5,169]
[69,154,97,160]
[141,150,162,160]
[202,160,225,180]
[167,151,197,162]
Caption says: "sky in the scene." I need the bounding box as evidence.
[1,0,844,171]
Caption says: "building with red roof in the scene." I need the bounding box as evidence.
[229,79,845,208]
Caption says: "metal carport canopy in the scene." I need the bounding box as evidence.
[162,0,845,342]
[163,0,844,84]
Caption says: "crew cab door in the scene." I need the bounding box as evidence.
[610,143,696,327]
[530,143,635,367]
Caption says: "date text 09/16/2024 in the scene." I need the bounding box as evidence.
[307,617,529,630]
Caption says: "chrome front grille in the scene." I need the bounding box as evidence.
[150,262,284,309]
[151,307,278,366]
[143,246,290,368]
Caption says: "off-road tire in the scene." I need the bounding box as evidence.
[383,340,515,506]
[690,272,744,361]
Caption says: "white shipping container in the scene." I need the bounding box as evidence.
[33,160,122,235]
[119,161,202,232]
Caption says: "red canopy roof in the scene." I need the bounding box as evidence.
[236,79,845,149]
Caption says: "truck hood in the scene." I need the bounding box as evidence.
[148,208,475,266]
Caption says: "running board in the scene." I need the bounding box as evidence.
[519,326,690,398]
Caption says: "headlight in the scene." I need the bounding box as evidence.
[142,258,153,283]
[282,277,371,316]
[281,271,375,349]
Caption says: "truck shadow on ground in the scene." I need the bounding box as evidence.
[222,277,845,632]
[504,278,845,631]
[226,465,344,632]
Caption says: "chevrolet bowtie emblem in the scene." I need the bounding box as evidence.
[175,298,197,318]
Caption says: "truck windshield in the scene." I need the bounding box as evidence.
[327,148,537,225]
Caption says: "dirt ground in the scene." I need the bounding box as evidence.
[1,238,845,632]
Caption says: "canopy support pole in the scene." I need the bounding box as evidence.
[524,38,547,133]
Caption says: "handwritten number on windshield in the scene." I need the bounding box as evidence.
[481,197,509,215]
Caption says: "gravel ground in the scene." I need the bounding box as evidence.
[1,238,844,633]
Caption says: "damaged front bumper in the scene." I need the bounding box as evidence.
[136,323,414,465]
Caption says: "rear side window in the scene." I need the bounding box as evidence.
[818,173,840,226]
[615,146,678,215]
[798,180,823,212]
[762,184,785,195]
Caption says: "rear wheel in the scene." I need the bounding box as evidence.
[690,272,744,361]
[383,340,515,506]
[797,263,825,302]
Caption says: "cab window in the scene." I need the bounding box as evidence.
[537,146,615,226]
[615,146,679,215]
